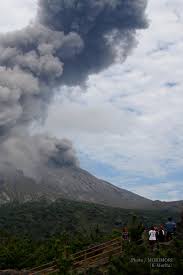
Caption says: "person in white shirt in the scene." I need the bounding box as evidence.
[149,226,156,250]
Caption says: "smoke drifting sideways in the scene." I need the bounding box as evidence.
[0,0,148,180]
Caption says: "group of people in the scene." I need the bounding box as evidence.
[121,217,176,250]
[148,217,176,250]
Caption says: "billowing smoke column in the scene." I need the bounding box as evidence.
[38,0,148,84]
[0,0,148,179]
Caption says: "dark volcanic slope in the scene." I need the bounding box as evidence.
[0,171,61,204]
[0,167,182,210]
[0,167,151,209]
[43,166,154,209]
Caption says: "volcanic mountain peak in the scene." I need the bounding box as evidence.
[0,166,182,211]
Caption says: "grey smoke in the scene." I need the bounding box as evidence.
[38,0,148,84]
[0,134,78,179]
[0,0,148,178]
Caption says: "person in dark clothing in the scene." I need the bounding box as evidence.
[122,226,129,241]
[165,217,176,241]
[157,225,165,242]
[154,226,159,240]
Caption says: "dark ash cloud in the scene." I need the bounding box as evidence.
[0,0,148,179]
[39,0,148,84]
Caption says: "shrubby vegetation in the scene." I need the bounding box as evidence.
[83,213,183,275]
[0,199,182,274]
[0,199,178,239]
[107,215,183,275]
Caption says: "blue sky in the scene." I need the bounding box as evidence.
[1,0,183,201]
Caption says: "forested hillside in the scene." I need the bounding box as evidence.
[0,199,179,239]
[0,199,182,274]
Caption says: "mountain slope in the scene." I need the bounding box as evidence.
[0,199,179,240]
[43,166,154,209]
[0,171,61,204]
[0,167,182,210]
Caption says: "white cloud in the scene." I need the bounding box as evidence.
[0,0,37,33]
[132,182,183,201]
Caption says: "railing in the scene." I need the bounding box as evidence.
[28,237,123,274]
[28,261,58,275]
[72,237,123,272]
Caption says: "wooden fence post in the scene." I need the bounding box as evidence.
[84,250,87,275]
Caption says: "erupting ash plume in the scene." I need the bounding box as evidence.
[0,0,148,179]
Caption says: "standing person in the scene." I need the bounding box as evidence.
[122,226,129,241]
[154,225,159,248]
[142,228,148,244]
[165,217,176,241]
[154,225,159,241]
[149,226,157,251]
[158,225,165,242]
